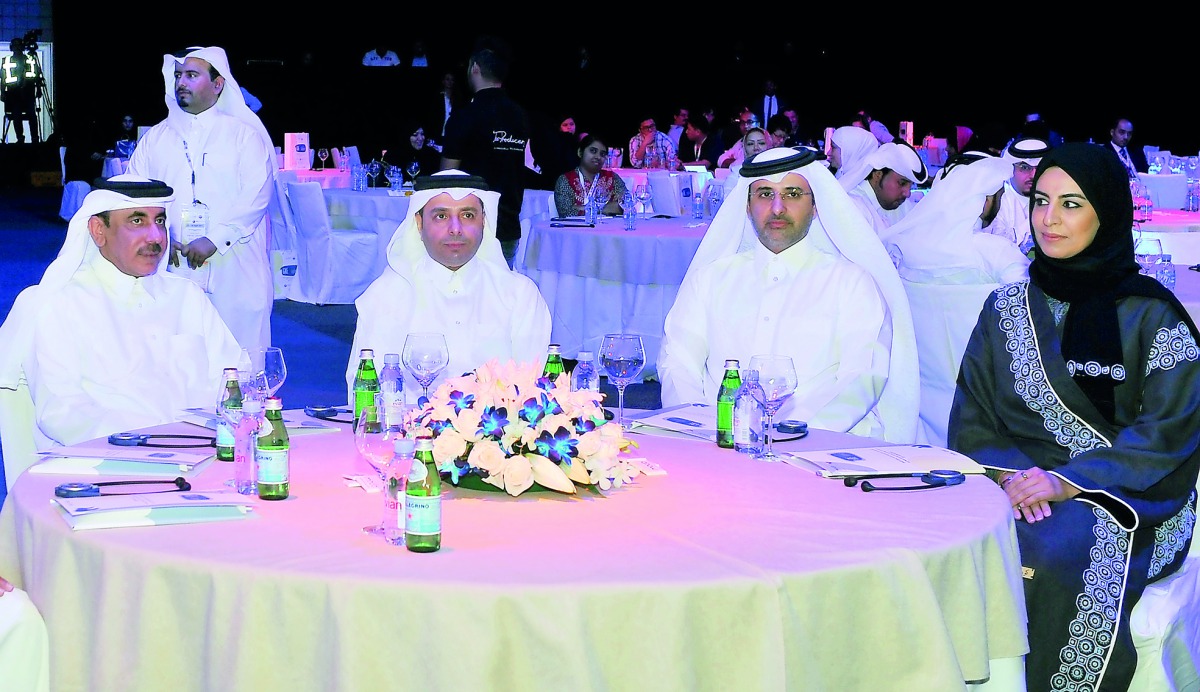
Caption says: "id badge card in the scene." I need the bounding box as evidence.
[176,201,212,292]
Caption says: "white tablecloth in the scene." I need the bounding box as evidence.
[1138,210,1200,263]
[292,169,351,189]
[101,157,128,178]
[519,215,709,376]
[0,422,1027,692]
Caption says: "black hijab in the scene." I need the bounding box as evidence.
[1027,142,1198,423]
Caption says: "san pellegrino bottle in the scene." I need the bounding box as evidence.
[716,359,741,448]
[406,436,441,552]
[256,396,290,500]
[380,353,404,407]
[352,348,380,432]
[570,350,600,393]
[386,437,415,546]
[733,369,765,455]
[542,343,565,384]
[216,367,242,461]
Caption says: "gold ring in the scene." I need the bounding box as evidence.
[1017,502,1025,509]
[1021,472,1030,480]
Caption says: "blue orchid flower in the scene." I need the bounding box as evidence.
[447,390,476,413]
[479,406,509,439]
[574,416,601,435]
[428,418,453,436]
[533,426,578,465]
[519,396,546,426]
[536,375,555,392]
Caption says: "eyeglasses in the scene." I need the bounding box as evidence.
[749,188,812,203]
[639,124,656,131]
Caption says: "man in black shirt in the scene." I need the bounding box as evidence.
[440,36,530,268]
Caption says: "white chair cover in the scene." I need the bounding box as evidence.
[345,146,362,167]
[903,279,999,447]
[0,378,36,491]
[330,147,343,169]
[514,189,557,272]
[647,170,680,217]
[285,182,378,305]
[58,181,90,222]
[269,170,300,253]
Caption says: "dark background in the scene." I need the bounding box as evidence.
[25,5,1199,181]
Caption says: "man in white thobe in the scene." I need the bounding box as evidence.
[0,575,48,692]
[0,176,241,449]
[129,46,275,354]
[982,138,1049,253]
[843,142,928,240]
[658,148,920,443]
[346,171,551,403]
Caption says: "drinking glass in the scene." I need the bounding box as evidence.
[243,347,287,397]
[619,190,637,230]
[599,333,645,431]
[592,185,611,216]
[634,184,653,220]
[406,160,421,185]
[706,183,724,217]
[316,148,329,171]
[218,369,268,493]
[1188,157,1199,182]
[338,147,350,172]
[402,332,449,402]
[367,160,382,188]
[748,355,798,461]
[355,402,407,535]
[1150,155,1164,175]
[386,165,402,189]
[1134,237,1163,275]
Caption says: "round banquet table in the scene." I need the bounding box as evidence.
[1138,210,1200,263]
[0,421,1027,692]
[519,215,710,378]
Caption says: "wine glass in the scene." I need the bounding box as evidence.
[243,347,287,398]
[599,333,645,431]
[367,160,382,188]
[316,148,329,171]
[634,183,653,220]
[748,355,799,461]
[1150,155,1164,175]
[355,402,407,535]
[218,369,268,493]
[402,332,449,402]
[386,165,402,189]
[1134,237,1163,275]
[592,185,612,216]
[406,160,421,186]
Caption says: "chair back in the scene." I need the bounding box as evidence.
[647,170,680,217]
[269,170,300,252]
[0,377,37,491]
[345,146,362,167]
[903,279,998,446]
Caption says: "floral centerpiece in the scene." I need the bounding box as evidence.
[413,359,641,496]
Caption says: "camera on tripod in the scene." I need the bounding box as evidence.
[21,28,42,54]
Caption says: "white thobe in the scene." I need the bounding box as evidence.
[983,180,1032,250]
[659,239,891,438]
[847,179,914,239]
[347,253,552,403]
[0,586,49,692]
[28,254,242,448]
[129,106,275,353]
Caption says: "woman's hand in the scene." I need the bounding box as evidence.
[999,467,1081,523]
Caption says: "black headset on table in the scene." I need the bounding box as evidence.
[843,469,966,492]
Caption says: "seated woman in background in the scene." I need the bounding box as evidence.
[948,142,1200,691]
[390,121,441,181]
[554,134,628,216]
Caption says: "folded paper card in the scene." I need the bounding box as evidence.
[54,490,255,531]
[781,445,985,478]
[626,403,717,442]
[33,438,214,476]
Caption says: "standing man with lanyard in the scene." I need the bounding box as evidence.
[130,46,276,353]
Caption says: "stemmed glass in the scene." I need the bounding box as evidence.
[1134,237,1163,276]
[592,185,612,216]
[634,183,653,220]
[599,333,645,430]
[748,355,799,461]
[367,160,382,188]
[355,401,408,535]
[218,369,269,494]
[316,148,329,171]
[402,332,449,402]
[243,347,287,398]
[386,165,403,189]
[406,160,421,186]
